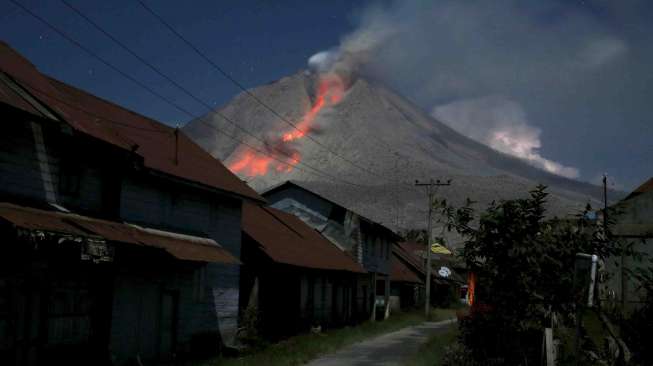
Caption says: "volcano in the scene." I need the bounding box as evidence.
[183,71,609,235]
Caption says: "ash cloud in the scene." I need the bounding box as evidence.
[432,96,579,178]
[308,0,653,187]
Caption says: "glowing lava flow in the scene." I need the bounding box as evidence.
[228,73,345,176]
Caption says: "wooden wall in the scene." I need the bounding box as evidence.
[118,173,244,346]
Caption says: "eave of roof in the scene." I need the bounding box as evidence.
[262,180,401,241]
[390,253,422,284]
[624,177,653,201]
[0,41,263,203]
[0,202,238,264]
[242,202,366,273]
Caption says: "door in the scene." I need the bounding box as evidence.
[159,291,177,361]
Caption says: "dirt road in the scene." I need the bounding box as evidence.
[305,319,457,366]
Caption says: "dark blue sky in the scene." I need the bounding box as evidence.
[1,0,367,124]
[1,0,651,190]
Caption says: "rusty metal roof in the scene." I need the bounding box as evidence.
[0,41,262,203]
[262,181,401,241]
[0,202,238,264]
[396,241,427,269]
[390,253,422,283]
[242,202,366,273]
[625,177,653,200]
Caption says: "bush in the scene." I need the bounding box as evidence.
[435,186,625,365]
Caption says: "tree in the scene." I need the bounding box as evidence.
[436,185,624,365]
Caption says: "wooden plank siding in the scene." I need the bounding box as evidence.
[0,118,59,204]
[119,174,243,345]
[1,106,246,363]
[263,184,394,321]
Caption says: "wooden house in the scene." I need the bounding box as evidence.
[392,241,467,309]
[261,181,401,321]
[390,242,426,311]
[240,203,366,338]
[0,42,264,365]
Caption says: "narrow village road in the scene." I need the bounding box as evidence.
[305,319,457,366]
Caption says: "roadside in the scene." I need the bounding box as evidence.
[401,322,459,366]
[200,309,456,366]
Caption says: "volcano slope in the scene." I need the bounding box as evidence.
[183,71,610,237]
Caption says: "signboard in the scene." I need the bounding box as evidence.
[438,266,452,278]
[81,240,114,263]
[431,243,452,255]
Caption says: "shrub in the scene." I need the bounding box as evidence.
[435,186,625,365]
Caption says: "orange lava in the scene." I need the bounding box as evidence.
[228,73,345,176]
[467,272,476,306]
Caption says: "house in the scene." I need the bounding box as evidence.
[262,181,401,321]
[239,202,366,338]
[0,42,264,365]
[604,177,653,314]
[393,241,467,308]
[389,243,424,311]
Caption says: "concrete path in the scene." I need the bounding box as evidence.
[305,319,457,366]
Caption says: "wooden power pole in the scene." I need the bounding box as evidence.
[415,179,451,319]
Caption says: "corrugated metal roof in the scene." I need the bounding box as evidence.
[0,41,263,202]
[390,253,422,283]
[625,177,653,200]
[396,241,427,265]
[0,74,44,118]
[262,181,401,241]
[0,202,238,264]
[242,202,366,273]
[395,241,466,285]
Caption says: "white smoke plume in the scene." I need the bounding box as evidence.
[306,0,646,182]
[432,97,579,178]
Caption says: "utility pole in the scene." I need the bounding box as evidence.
[602,174,608,233]
[415,178,452,319]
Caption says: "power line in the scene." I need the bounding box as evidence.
[135,0,388,180]
[12,70,361,185]
[56,0,363,187]
[8,0,363,187]
[6,0,198,122]
[194,119,363,187]
[3,71,167,133]
[414,178,452,319]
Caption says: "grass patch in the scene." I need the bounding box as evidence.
[200,308,456,366]
[401,323,459,366]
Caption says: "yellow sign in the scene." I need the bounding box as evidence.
[431,243,452,255]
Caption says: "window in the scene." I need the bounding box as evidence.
[58,145,82,197]
[328,206,346,223]
[47,281,91,345]
[376,237,382,258]
[58,162,81,196]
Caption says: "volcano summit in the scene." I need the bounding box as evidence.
[183,71,609,235]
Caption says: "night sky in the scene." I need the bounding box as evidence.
[1,0,364,123]
[1,0,651,190]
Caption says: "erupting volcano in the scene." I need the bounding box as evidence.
[227,73,346,177]
[183,70,609,236]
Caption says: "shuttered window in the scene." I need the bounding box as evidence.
[47,280,91,345]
